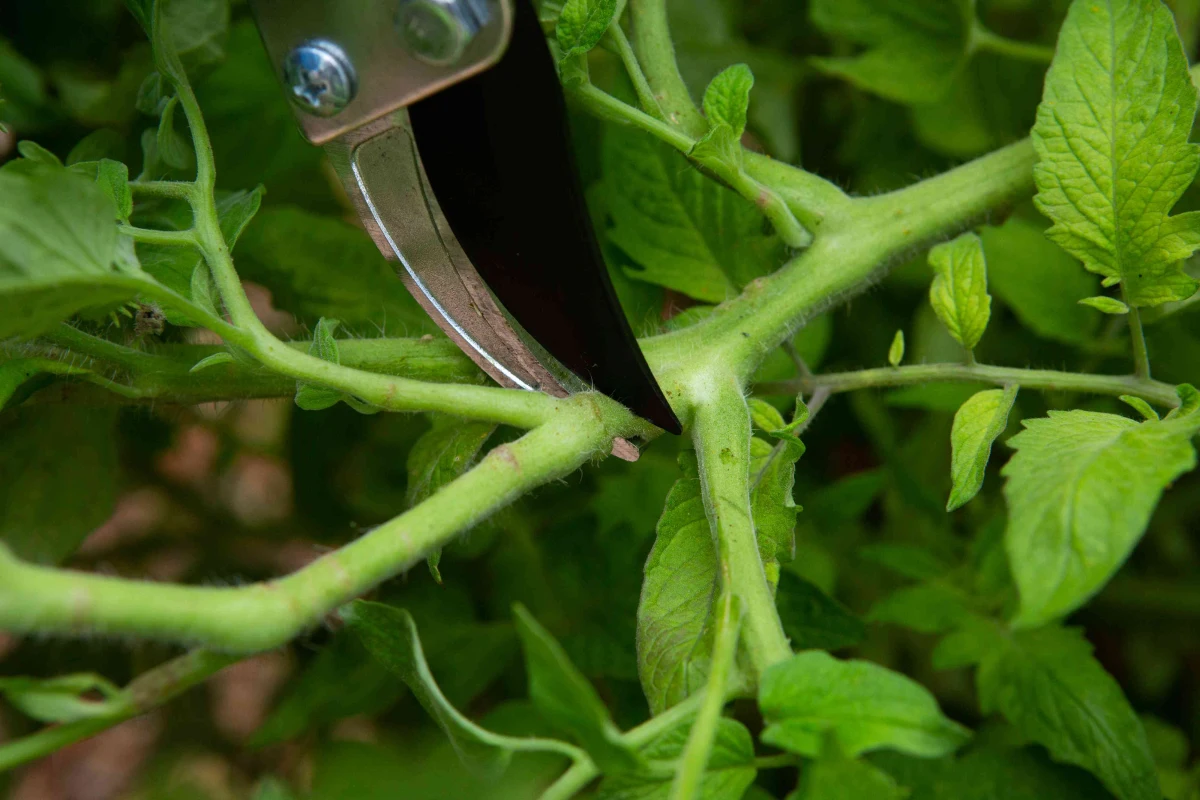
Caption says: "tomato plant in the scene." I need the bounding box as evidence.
[2,0,1200,798]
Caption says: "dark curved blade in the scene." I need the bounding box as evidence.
[407,0,682,435]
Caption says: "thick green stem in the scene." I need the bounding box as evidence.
[690,371,792,677]
[0,649,237,772]
[757,362,1181,409]
[668,592,740,800]
[0,399,631,650]
[645,139,1039,386]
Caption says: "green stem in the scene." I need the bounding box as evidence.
[25,328,484,407]
[690,371,792,677]
[1128,303,1152,380]
[645,139,1040,386]
[568,83,845,231]
[622,692,706,748]
[569,82,693,150]
[754,754,800,770]
[608,21,664,119]
[0,649,237,772]
[629,0,707,136]
[971,24,1056,64]
[538,757,600,800]
[166,62,554,429]
[129,179,196,200]
[0,400,631,650]
[756,362,1181,409]
[668,592,740,800]
[118,224,197,247]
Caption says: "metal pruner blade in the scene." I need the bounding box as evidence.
[250,0,682,436]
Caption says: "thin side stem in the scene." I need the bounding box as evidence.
[971,24,1056,64]
[608,22,664,119]
[117,224,197,247]
[538,757,600,800]
[622,693,706,748]
[0,403,627,650]
[569,83,846,230]
[668,592,740,800]
[1128,304,1152,380]
[0,649,237,772]
[756,362,1180,409]
[629,0,707,136]
[167,62,555,430]
[129,180,196,200]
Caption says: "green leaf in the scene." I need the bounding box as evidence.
[867,583,973,634]
[189,259,220,318]
[293,317,380,414]
[136,70,170,115]
[156,94,193,171]
[0,357,89,408]
[637,453,726,714]
[0,163,153,339]
[1119,395,1160,421]
[873,741,1116,799]
[748,398,787,433]
[406,415,496,582]
[791,758,905,800]
[17,139,61,166]
[976,626,1159,800]
[407,416,496,508]
[1032,0,1200,308]
[231,206,434,332]
[702,64,753,138]
[251,629,404,748]
[137,186,262,322]
[759,651,971,759]
[1168,383,1200,418]
[604,128,784,302]
[69,159,133,223]
[1079,296,1130,315]
[947,386,1018,511]
[1003,410,1199,627]
[188,351,234,373]
[555,0,617,61]
[858,543,951,581]
[595,716,756,799]
[887,330,905,367]
[343,601,572,775]
[0,407,118,564]
[809,0,976,104]
[127,0,230,73]
[0,673,127,723]
[513,603,641,772]
[928,232,991,351]
[251,778,296,800]
[750,435,804,589]
[775,572,866,651]
[980,218,1100,346]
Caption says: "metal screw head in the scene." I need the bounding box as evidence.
[397,0,489,66]
[282,40,357,117]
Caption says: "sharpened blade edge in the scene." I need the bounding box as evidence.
[348,157,536,392]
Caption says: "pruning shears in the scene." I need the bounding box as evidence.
[248,0,682,436]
